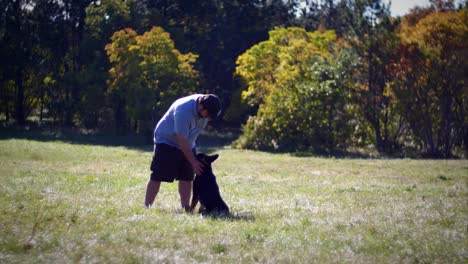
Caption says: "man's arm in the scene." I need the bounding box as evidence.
[176,133,203,175]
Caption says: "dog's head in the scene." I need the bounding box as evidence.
[196,153,219,169]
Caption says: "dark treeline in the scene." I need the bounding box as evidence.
[0,0,467,157]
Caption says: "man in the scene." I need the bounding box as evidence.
[144,94,222,211]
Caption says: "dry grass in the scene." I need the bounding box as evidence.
[0,139,466,263]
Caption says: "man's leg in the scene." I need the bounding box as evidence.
[145,180,161,208]
[179,180,192,212]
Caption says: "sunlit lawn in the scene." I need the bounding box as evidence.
[0,138,466,263]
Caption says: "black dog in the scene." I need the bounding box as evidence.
[190,153,229,216]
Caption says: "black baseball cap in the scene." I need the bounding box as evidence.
[200,94,222,119]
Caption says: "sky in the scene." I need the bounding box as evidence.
[296,1,463,18]
[388,0,464,17]
[388,0,432,16]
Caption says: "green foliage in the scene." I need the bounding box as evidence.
[85,0,131,39]
[0,80,15,121]
[105,26,199,132]
[233,27,350,152]
[235,27,336,108]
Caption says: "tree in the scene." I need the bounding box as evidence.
[236,27,336,107]
[233,27,350,152]
[136,0,300,116]
[339,0,406,153]
[0,0,33,125]
[1,0,95,126]
[47,0,93,126]
[0,0,68,125]
[105,26,199,134]
[1,0,302,129]
[392,9,467,157]
[73,0,133,128]
[298,0,356,37]
[298,0,405,153]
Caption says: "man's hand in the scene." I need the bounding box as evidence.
[191,159,203,175]
[176,133,204,175]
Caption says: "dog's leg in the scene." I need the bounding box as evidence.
[199,205,207,215]
[190,194,199,213]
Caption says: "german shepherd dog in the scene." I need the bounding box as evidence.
[190,153,229,216]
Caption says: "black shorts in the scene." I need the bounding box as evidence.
[150,143,195,182]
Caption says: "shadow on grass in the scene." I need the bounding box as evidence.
[190,211,256,222]
[0,122,240,153]
[4,121,458,159]
[193,211,256,222]
[0,124,379,158]
[0,125,151,152]
[225,211,256,222]
[289,149,374,159]
[148,206,256,222]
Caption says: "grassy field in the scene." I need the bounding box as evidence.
[0,137,466,263]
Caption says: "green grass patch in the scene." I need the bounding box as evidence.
[0,139,466,263]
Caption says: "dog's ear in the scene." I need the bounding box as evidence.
[207,154,219,163]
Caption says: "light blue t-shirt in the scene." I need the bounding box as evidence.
[154,94,208,149]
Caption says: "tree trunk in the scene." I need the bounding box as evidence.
[464,127,468,156]
[40,96,44,122]
[374,124,384,153]
[115,97,126,135]
[5,104,10,122]
[442,96,453,158]
[424,122,439,157]
[441,68,453,158]
[65,90,73,127]
[14,68,25,125]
